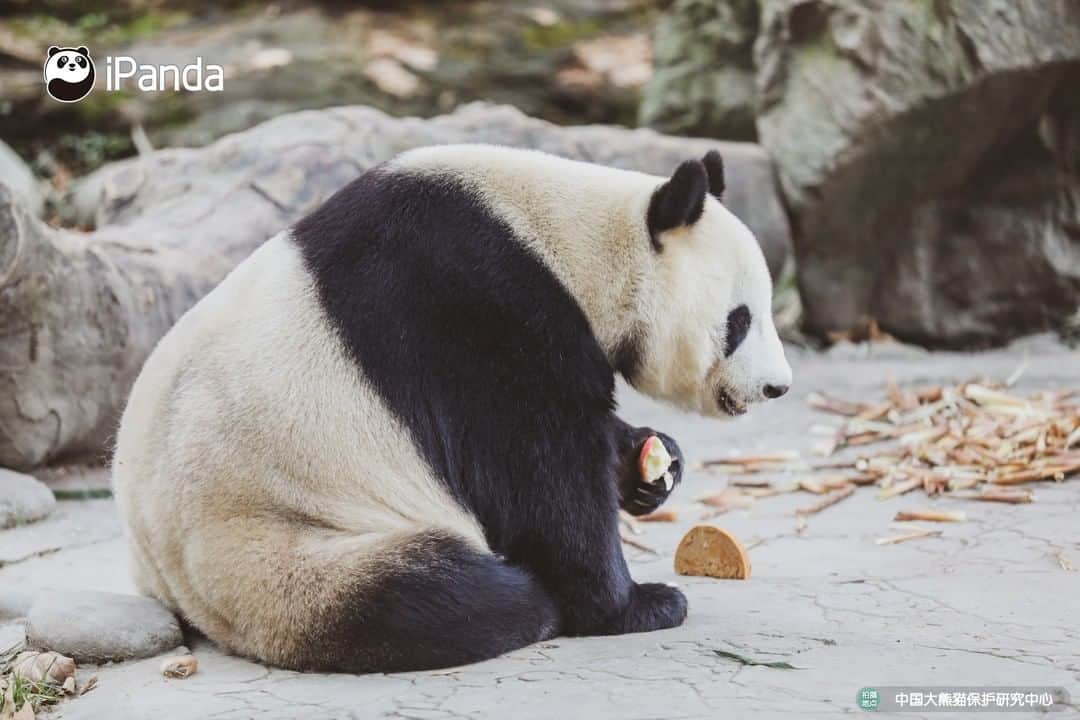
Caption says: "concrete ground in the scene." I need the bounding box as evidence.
[2,336,1078,719]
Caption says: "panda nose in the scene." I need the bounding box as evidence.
[763,383,789,400]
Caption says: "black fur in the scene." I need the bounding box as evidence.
[293,164,686,672]
[312,531,559,673]
[611,323,645,385]
[724,304,752,357]
[646,159,708,250]
[702,150,725,200]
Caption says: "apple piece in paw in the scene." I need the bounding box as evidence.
[638,435,675,491]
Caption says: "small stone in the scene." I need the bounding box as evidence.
[0,139,44,216]
[0,469,56,529]
[26,591,182,663]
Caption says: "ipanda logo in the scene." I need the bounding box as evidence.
[44,45,223,102]
[44,46,95,102]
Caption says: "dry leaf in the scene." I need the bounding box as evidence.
[11,651,76,686]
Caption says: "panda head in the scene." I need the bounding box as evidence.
[621,151,791,418]
[44,46,95,102]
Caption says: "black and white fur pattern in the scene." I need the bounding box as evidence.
[113,145,791,673]
[43,46,94,103]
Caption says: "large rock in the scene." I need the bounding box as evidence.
[2,102,790,470]
[639,0,760,140]
[0,588,34,621]
[0,140,42,217]
[0,469,55,528]
[26,591,182,663]
[756,0,1080,347]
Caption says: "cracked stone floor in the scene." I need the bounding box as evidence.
[2,336,1078,719]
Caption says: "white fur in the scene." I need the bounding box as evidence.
[113,232,485,665]
[396,144,791,416]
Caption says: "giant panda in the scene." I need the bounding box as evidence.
[112,144,792,673]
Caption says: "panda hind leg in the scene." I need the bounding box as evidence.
[313,529,560,673]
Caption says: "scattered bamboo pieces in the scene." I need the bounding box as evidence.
[894,510,966,523]
[638,508,678,523]
[876,526,943,545]
[619,530,659,555]
[791,377,1079,500]
[876,478,922,500]
[618,510,642,535]
[695,489,754,514]
[795,484,855,515]
[951,488,1034,504]
[700,450,800,468]
[689,375,1075,549]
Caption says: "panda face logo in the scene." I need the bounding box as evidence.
[44,46,95,102]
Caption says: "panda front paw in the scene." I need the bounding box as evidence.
[618,430,683,516]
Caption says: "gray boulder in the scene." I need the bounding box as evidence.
[756,0,1080,347]
[0,469,55,528]
[26,591,182,663]
[0,140,42,217]
[639,0,761,141]
[0,589,34,621]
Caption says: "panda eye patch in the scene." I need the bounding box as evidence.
[58,56,68,65]
[76,57,86,67]
[723,304,751,357]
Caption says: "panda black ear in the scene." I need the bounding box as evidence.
[646,159,708,251]
[702,150,725,201]
[76,47,89,56]
[48,46,60,57]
